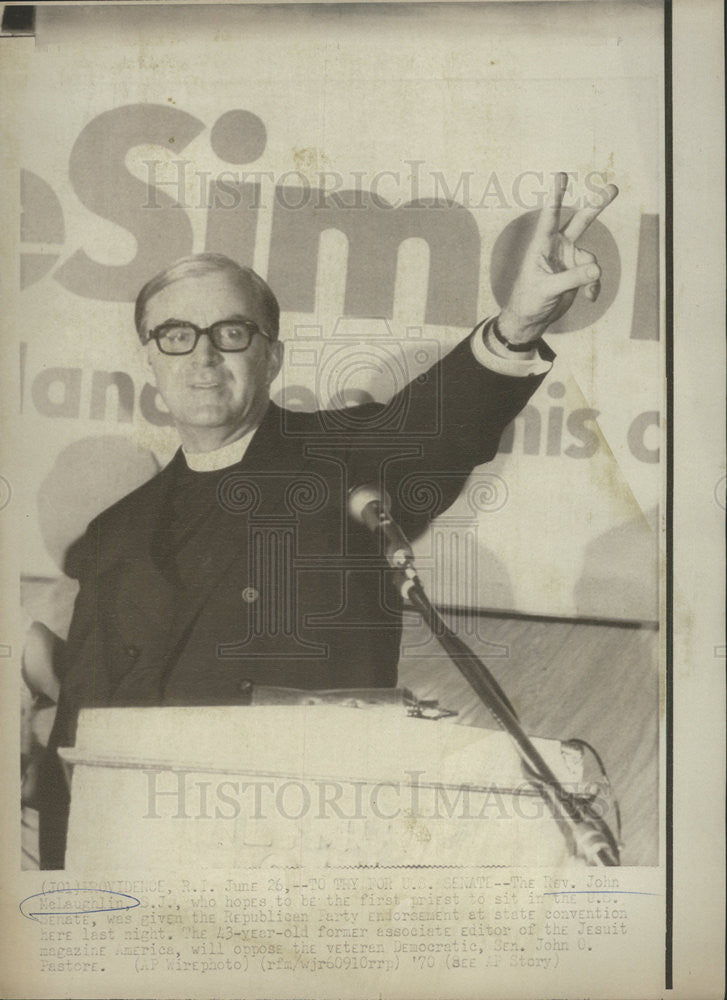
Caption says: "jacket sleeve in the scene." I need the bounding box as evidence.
[348,329,553,538]
[38,522,103,869]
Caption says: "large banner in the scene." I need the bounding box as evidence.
[14,2,662,620]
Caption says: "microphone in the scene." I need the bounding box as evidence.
[348,485,415,570]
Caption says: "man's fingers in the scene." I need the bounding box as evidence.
[534,171,569,242]
[584,280,601,302]
[561,183,619,242]
[546,261,601,297]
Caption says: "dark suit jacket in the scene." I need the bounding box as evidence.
[39,332,552,866]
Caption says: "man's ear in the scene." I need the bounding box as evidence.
[140,341,158,381]
[266,340,284,384]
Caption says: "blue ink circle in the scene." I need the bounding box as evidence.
[19,888,141,920]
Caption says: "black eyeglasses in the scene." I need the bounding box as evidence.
[146,319,271,355]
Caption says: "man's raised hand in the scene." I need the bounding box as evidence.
[498,172,619,346]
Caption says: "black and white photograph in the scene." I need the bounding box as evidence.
[0,1,723,998]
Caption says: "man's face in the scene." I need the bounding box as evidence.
[142,270,283,451]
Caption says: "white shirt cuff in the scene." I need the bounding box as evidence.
[470,319,553,378]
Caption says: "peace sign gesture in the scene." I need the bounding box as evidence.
[497,172,619,346]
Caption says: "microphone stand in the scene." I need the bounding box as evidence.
[394,564,620,867]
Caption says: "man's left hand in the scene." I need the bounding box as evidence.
[498,171,619,346]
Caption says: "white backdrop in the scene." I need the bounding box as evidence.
[13,1,663,620]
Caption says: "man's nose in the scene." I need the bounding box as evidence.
[191,331,223,364]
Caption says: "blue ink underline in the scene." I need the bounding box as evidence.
[541,890,660,896]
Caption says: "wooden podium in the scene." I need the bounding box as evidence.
[58,705,589,869]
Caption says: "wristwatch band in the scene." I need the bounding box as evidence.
[492,316,542,353]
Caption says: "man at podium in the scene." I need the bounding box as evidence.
[35,174,618,868]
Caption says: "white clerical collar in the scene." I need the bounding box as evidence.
[182,428,257,472]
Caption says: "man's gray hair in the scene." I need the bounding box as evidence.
[134,253,280,341]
